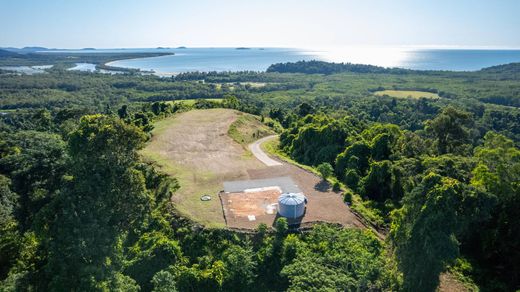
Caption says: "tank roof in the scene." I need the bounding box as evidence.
[278,192,306,205]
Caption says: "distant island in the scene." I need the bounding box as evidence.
[176,46,187,49]
[235,47,251,50]
[0,48,21,57]
[81,48,96,50]
[22,46,49,51]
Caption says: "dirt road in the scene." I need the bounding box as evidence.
[249,135,283,166]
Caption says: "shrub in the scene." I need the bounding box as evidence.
[332,181,341,192]
[343,190,353,204]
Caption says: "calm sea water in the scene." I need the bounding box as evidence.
[397,49,520,71]
[106,48,316,75]
[105,48,520,75]
[44,47,520,74]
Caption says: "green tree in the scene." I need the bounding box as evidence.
[361,123,402,161]
[335,141,371,179]
[316,162,333,180]
[275,217,288,238]
[151,102,162,115]
[151,270,178,292]
[171,261,225,292]
[426,107,473,154]
[43,115,150,291]
[32,109,53,131]
[257,217,289,291]
[0,175,17,226]
[0,131,67,229]
[0,231,42,291]
[222,244,256,290]
[281,224,395,291]
[468,132,520,290]
[125,231,183,291]
[371,133,392,161]
[297,102,314,117]
[343,169,359,190]
[390,173,493,292]
[0,175,20,279]
[289,117,350,165]
[118,105,129,119]
[223,95,240,109]
[361,160,394,202]
[97,272,140,292]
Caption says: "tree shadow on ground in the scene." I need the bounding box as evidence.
[314,180,330,192]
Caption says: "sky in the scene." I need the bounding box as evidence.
[1,0,520,49]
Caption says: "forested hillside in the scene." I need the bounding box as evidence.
[1,61,519,291]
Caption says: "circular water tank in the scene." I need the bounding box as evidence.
[278,193,306,219]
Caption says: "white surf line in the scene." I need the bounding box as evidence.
[249,135,283,166]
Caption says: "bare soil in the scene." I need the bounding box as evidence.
[143,109,366,230]
[221,189,281,227]
[148,109,263,173]
[222,163,366,229]
[438,273,473,292]
[142,109,265,227]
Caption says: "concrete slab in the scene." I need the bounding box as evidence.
[223,176,301,193]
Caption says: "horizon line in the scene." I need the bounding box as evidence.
[3,45,520,51]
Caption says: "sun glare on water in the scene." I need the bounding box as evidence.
[300,46,412,68]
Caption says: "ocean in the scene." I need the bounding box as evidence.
[62,47,520,75]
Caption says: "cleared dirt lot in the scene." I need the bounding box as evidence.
[221,188,281,228]
[142,108,365,230]
[142,109,265,227]
[223,164,365,229]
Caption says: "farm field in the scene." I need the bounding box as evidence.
[373,89,440,99]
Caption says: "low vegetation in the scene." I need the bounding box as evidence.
[167,98,223,106]
[227,113,275,146]
[374,89,440,99]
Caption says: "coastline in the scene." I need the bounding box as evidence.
[101,48,520,75]
[101,52,175,74]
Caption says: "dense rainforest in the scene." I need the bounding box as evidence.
[1,59,519,291]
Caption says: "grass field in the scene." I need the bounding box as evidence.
[237,82,267,88]
[213,82,268,90]
[166,98,223,106]
[373,89,440,99]
[141,109,265,227]
[228,113,275,146]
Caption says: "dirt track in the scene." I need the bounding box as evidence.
[249,135,283,166]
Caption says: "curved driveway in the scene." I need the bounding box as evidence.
[248,135,283,166]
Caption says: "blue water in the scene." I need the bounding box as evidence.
[398,49,520,71]
[106,48,317,75]
[44,47,520,74]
